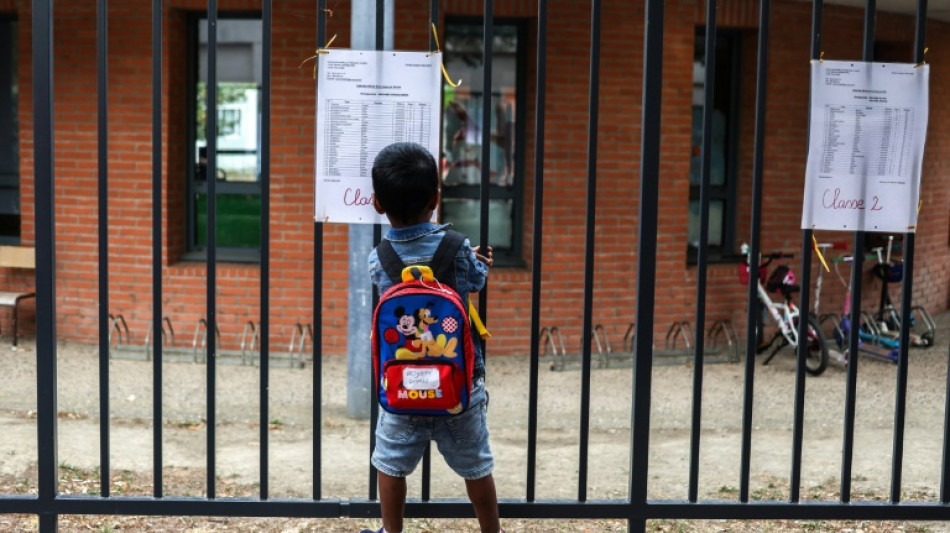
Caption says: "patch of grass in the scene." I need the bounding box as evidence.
[57,410,88,420]
[717,485,739,496]
[168,419,205,429]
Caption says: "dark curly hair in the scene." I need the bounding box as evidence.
[371,142,439,225]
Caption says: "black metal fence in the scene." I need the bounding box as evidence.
[1,0,946,532]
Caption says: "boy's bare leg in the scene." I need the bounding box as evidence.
[465,474,501,533]
[378,471,407,533]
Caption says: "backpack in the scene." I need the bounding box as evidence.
[372,230,477,416]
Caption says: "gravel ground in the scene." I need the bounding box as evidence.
[1,310,949,531]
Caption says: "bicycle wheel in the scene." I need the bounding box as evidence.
[792,315,829,376]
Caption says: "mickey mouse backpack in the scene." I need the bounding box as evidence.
[372,230,488,416]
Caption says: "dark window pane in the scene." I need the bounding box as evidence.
[194,193,261,249]
[0,18,19,242]
[688,199,724,247]
[441,198,513,250]
[441,20,523,265]
[688,28,739,257]
[442,24,518,188]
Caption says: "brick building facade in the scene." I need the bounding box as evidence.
[1,0,947,357]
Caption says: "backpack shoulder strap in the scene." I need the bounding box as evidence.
[376,239,406,285]
[377,230,466,288]
[430,230,466,289]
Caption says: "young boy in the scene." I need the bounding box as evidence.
[360,142,501,533]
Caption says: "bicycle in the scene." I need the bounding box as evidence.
[739,244,829,376]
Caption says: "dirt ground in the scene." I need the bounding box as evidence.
[2,311,950,531]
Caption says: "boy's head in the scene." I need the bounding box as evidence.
[372,142,439,226]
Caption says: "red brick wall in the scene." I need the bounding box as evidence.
[6,0,949,357]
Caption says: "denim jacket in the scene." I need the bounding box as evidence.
[368,222,489,381]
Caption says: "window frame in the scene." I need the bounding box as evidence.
[441,16,528,268]
[184,10,262,263]
[687,27,742,264]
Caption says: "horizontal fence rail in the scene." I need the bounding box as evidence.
[4,0,944,531]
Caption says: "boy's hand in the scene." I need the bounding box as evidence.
[473,245,493,267]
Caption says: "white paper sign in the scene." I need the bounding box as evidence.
[314,50,442,224]
[801,60,929,233]
[402,367,441,391]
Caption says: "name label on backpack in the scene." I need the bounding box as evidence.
[403,367,441,390]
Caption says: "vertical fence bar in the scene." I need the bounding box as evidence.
[315,0,326,502]
[741,0,771,503]
[376,0,384,48]
[32,0,58,530]
[688,0,717,503]
[475,0,495,334]
[421,0,440,502]
[206,0,219,499]
[791,245,815,499]
[365,0,386,501]
[841,0,875,503]
[944,344,950,502]
[526,0,547,504]
[259,0,272,501]
[97,0,111,500]
[368,254,379,499]
[151,0,164,499]
[892,0,926,502]
[790,0,823,503]
[630,0,664,526]
[578,0,601,503]
[841,241,863,503]
[891,237,913,502]
[478,0,493,322]
[374,0,416,501]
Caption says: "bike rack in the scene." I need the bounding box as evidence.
[108,313,131,354]
[622,320,738,366]
[542,318,739,371]
[285,322,312,368]
[107,314,312,368]
[240,321,259,365]
[144,317,175,361]
[538,326,567,370]
[191,318,221,362]
[705,319,741,363]
[538,325,610,371]
[910,306,937,346]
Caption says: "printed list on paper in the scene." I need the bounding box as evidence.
[802,60,929,233]
[314,50,442,224]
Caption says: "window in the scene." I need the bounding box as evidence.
[217,108,242,137]
[441,19,526,267]
[186,14,262,261]
[688,28,741,262]
[0,16,20,243]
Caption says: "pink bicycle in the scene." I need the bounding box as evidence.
[739,244,829,376]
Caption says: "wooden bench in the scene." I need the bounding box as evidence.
[0,246,35,346]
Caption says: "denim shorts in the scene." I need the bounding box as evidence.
[371,384,493,480]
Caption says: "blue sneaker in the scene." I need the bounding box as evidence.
[357,529,382,533]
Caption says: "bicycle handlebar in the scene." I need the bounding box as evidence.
[738,245,793,267]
